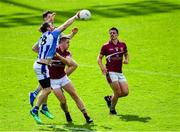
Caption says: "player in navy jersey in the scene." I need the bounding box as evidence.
[97,27,129,115]
[30,11,80,124]
[29,10,79,120]
[49,36,93,123]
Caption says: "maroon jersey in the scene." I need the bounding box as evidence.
[100,40,127,73]
[49,47,71,79]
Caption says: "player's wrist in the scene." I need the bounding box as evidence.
[74,15,79,19]
[75,11,80,19]
[101,67,106,72]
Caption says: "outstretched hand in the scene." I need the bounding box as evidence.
[76,11,80,19]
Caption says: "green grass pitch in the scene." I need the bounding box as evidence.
[0,0,180,131]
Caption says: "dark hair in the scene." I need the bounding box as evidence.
[59,36,70,44]
[39,22,50,33]
[42,10,53,19]
[109,27,119,34]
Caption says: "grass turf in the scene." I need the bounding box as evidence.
[0,0,180,131]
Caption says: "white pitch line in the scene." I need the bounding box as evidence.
[0,56,180,78]
[0,56,35,61]
[79,64,180,78]
[125,69,180,78]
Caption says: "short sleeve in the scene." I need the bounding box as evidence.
[100,45,107,55]
[123,43,128,54]
[52,29,61,39]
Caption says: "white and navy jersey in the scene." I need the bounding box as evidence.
[57,32,65,44]
[37,29,61,61]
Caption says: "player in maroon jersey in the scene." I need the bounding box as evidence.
[30,27,79,121]
[49,36,93,123]
[97,27,129,114]
[29,11,79,120]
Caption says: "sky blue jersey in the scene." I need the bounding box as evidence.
[37,29,61,60]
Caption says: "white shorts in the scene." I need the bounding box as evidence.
[33,61,49,80]
[107,72,127,83]
[51,75,71,89]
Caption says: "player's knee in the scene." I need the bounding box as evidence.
[115,91,122,97]
[123,91,129,96]
[46,88,51,94]
[71,93,78,99]
[42,88,51,95]
[121,90,129,97]
[60,100,66,106]
[70,92,79,100]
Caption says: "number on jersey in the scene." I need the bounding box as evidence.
[40,35,47,45]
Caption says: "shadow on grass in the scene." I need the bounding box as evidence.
[90,0,180,18]
[117,114,152,123]
[39,122,97,131]
[0,0,180,28]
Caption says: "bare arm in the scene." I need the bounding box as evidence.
[65,57,78,76]
[66,28,78,39]
[97,54,107,75]
[57,12,79,32]
[55,53,77,76]
[32,42,39,53]
[123,52,129,64]
[55,53,71,66]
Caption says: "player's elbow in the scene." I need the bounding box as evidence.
[97,58,102,65]
[66,59,72,66]
[32,46,35,51]
[97,55,102,62]
[73,62,78,69]
[32,44,39,53]
[97,57,100,63]
[32,48,36,52]
[32,46,39,53]
[70,60,78,68]
[70,62,78,71]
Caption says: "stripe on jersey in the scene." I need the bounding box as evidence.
[43,45,50,59]
[106,51,123,62]
[39,46,43,59]
[106,51,123,59]
[46,38,57,59]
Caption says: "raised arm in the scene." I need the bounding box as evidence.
[57,12,79,32]
[66,28,78,39]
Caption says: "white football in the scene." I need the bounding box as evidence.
[79,10,91,20]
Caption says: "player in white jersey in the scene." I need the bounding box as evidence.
[30,11,80,124]
[29,10,78,120]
